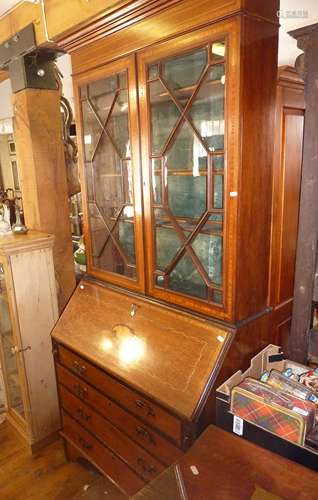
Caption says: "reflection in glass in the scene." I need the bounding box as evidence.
[169,253,207,299]
[165,121,207,173]
[189,64,225,151]
[214,175,223,209]
[107,90,130,157]
[192,233,222,285]
[148,41,226,306]
[162,48,207,106]
[211,41,226,61]
[150,80,180,153]
[168,176,206,218]
[80,70,137,280]
[0,264,25,418]
[213,155,224,170]
[156,226,182,271]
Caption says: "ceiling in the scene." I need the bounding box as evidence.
[0,0,23,16]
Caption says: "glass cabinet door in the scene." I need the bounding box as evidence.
[0,262,25,421]
[77,57,145,291]
[139,34,229,316]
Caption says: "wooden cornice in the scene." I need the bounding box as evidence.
[55,0,183,52]
[277,65,304,88]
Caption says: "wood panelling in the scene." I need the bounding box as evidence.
[12,89,76,311]
[269,66,305,352]
[235,15,278,321]
[277,111,304,304]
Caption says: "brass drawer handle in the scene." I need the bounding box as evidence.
[73,360,87,375]
[73,384,88,399]
[76,408,91,422]
[136,425,155,445]
[137,457,156,475]
[78,436,93,450]
[135,399,155,417]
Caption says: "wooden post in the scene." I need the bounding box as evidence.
[289,24,318,362]
[12,88,76,311]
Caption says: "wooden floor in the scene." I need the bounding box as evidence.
[0,420,127,500]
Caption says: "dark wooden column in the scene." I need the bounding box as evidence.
[289,24,318,362]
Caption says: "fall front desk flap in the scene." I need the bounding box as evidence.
[52,279,231,421]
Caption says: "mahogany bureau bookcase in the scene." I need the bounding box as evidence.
[52,0,279,495]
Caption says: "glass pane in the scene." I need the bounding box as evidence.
[209,213,223,222]
[213,155,224,170]
[168,175,206,218]
[89,76,117,97]
[152,159,162,204]
[92,133,123,220]
[0,264,25,418]
[165,121,207,173]
[149,64,159,79]
[162,48,207,107]
[156,226,182,271]
[213,175,223,209]
[149,80,180,154]
[118,219,136,265]
[169,253,207,299]
[98,238,136,278]
[107,90,130,158]
[189,64,225,152]
[213,290,223,304]
[211,41,225,61]
[192,233,222,285]
[81,70,138,281]
[81,100,103,161]
[119,71,127,89]
[123,161,134,205]
[156,274,165,287]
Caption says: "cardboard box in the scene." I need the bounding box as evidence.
[216,345,318,471]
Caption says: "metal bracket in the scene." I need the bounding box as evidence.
[0,24,36,69]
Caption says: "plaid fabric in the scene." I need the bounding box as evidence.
[232,392,302,444]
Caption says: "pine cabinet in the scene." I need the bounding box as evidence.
[0,232,59,451]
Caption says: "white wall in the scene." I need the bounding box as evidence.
[0,80,13,120]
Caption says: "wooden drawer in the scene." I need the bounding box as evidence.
[60,385,165,481]
[58,345,183,444]
[61,410,145,496]
[56,363,182,465]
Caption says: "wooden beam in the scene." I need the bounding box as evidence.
[12,88,76,311]
[0,1,46,46]
[289,23,318,362]
[0,69,8,83]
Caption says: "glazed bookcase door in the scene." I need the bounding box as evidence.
[0,258,28,429]
[75,56,145,292]
[139,22,240,320]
